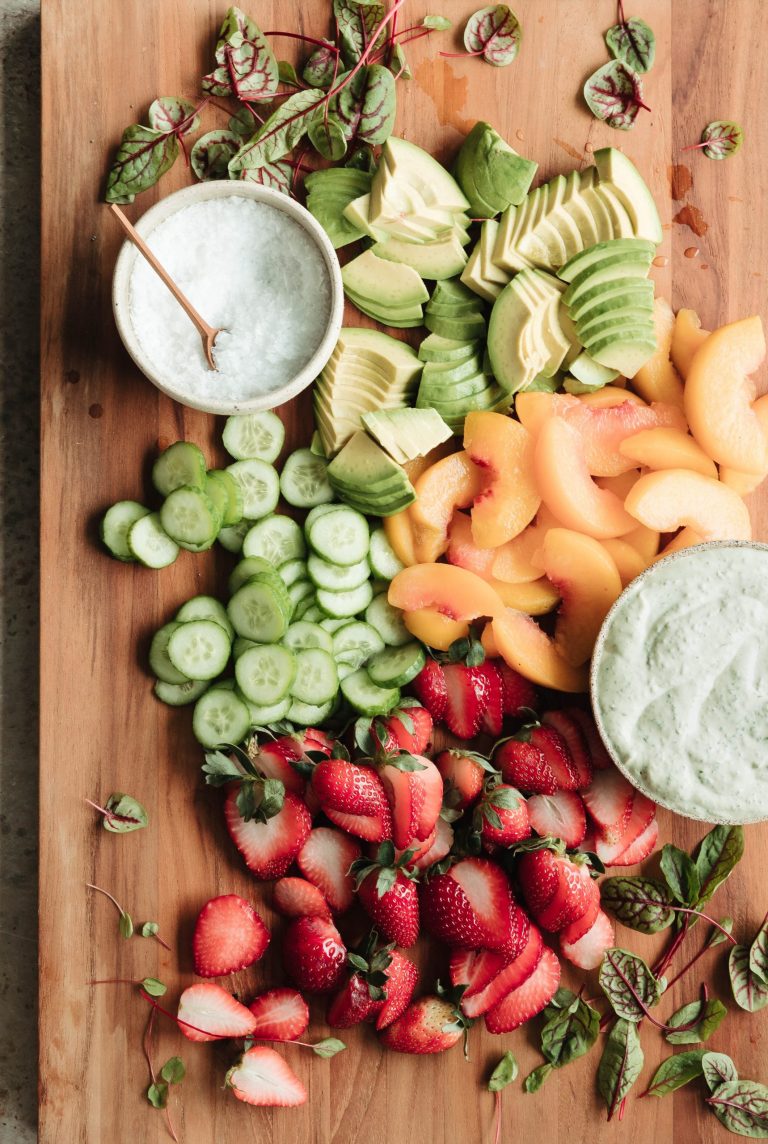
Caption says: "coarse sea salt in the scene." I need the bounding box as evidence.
[128,196,332,402]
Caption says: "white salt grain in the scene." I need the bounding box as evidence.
[128,196,332,401]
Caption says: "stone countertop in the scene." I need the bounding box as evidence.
[0,3,39,1142]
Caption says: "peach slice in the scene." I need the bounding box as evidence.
[404,608,469,651]
[596,468,642,500]
[619,427,718,479]
[534,416,636,539]
[654,526,704,561]
[482,609,589,693]
[671,308,710,380]
[388,563,503,622]
[684,315,768,472]
[464,412,540,547]
[446,511,495,577]
[492,505,564,584]
[515,392,574,437]
[719,394,768,495]
[538,528,623,666]
[490,576,560,616]
[411,451,486,562]
[403,440,456,484]
[561,399,688,477]
[579,386,646,409]
[600,538,648,586]
[630,297,686,410]
[383,509,418,567]
[622,522,660,563]
[625,469,752,542]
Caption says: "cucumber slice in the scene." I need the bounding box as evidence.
[205,469,244,526]
[340,668,401,716]
[152,441,206,496]
[235,644,297,705]
[287,697,335,726]
[154,677,209,707]
[336,660,358,682]
[149,622,189,684]
[227,575,292,641]
[291,648,339,704]
[128,512,179,569]
[222,411,285,463]
[280,448,335,508]
[307,553,371,591]
[240,695,291,726]
[278,559,309,588]
[167,619,231,681]
[320,616,352,634]
[304,503,339,533]
[366,641,426,687]
[101,500,150,561]
[228,556,275,596]
[176,595,235,641]
[160,486,221,549]
[316,581,374,619]
[292,593,319,621]
[331,621,385,668]
[243,515,306,565]
[287,579,315,612]
[308,507,370,566]
[233,637,258,659]
[284,621,334,653]
[365,593,411,646]
[193,687,251,748]
[368,527,404,580]
[226,459,280,519]
[218,519,253,554]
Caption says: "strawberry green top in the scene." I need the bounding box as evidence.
[591,542,768,824]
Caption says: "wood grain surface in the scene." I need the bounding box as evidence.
[39,1,768,1140]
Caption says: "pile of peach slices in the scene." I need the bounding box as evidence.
[384,301,766,692]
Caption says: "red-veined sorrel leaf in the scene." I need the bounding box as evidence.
[388,42,412,79]
[229,88,326,172]
[583,59,649,130]
[665,998,727,1045]
[463,6,521,67]
[334,0,387,66]
[694,824,744,908]
[599,948,662,1021]
[698,120,744,160]
[277,60,301,87]
[597,1018,644,1120]
[707,1080,768,1137]
[729,944,768,1013]
[303,42,338,89]
[148,97,201,136]
[605,15,655,73]
[749,912,768,983]
[228,105,259,139]
[105,125,179,204]
[335,64,396,144]
[600,876,676,934]
[642,1051,706,1098]
[191,130,241,180]
[238,159,293,196]
[423,14,452,30]
[702,1052,738,1092]
[308,115,348,161]
[203,6,278,101]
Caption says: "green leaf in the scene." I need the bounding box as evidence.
[599,948,662,1022]
[160,1056,186,1085]
[694,825,744,908]
[729,944,768,1012]
[102,793,149,833]
[141,922,159,938]
[597,1018,644,1120]
[230,88,326,172]
[749,914,768,983]
[335,65,396,146]
[191,130,241,181]
[604,17,655,73]
[523,1063,553,1092]
[229,105,259,139]
[375,866,397,897]
[707,1080,768,1137]
[583,60,648,130]
[423,14,452,29]
[701,121,744,160]
[148,97,200,136]
[259,778,286,820]
[464,6,522,67]
[708,917,735,949]
[702,1052,739,1092]
[665,998,727,1044]
[202,750,244,785]
[308,117,348,161]
[488,787,522,811]
[203,7,279,101]
[147,1081,168,1109]
[312,1037,346,1058]
[386,754,427,773]
[303,43,338,89]
[488,1051,518,1091]
[334,0,386,66]
[239,160,293,195]
[644,1050,706,1098]
[278,60,301,86]
[660,844,700,906]
[141,977,167,998]
[119,911,134,940]
[540,995,600,1067]
[600,877,676,934]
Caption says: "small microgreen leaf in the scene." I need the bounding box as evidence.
[695,121,745,160]
[523,1063,553,1092]
[488,1050,518,1091]
[600,876,676,934]
[660,843,701,906]
[729,944,768,1012]
[604,16,655,73]
[708,917,735,949]
[160,1057,186,1085]
[119,912,134,940]
[102,793,149,833]
[141,922,160,938]
[308,116,348,160]
[463,5,522,67]
[423,14,452,29]
[105,125,179,204]
[277,60,301,86]
[141,977,167,998]
[147,1081,168,1109]
[702,1052,739,1092]
[583,59,649,130]
[707,1080,768,1136]
[693,825,745,909]
[312,1037,346,1058]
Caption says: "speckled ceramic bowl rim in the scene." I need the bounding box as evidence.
[112,181,344,416]
[590,539,768,826]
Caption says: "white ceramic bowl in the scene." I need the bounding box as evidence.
[590,540,768,825]
[112,181,344,415]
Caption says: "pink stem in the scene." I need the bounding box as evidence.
[439,48,484,58]
[327,0,408,99]
[263,30,340,53]
[493,1091,502,1144]
[139,990,231,1040]
[86,883,126,917]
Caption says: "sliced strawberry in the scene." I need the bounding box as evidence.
[477,783,531,850]
[252,739,306,795]
[327,972,382,1028]
[529,725,579,790]
[177,982,257,1043]
[484,945,561,1034]
[496,662,538,718]
[450,857,515,949]
[375,704,433,756]
[410,659,448,722]
[476,662,504,737]
[294,727,334,757]
[560,909,615,970]
[248,988,309,1041]
[407,816,454,871]
[594,791,655,865]
[608,814,659,867]
[541,711,592,788]
[379,995,464,1054]
[273,877,330,919]
[435,749,489,812]
[193,894,270,978]
[516,848,559,915]
[450,947,508,998]
[499,903,532,961]
[297,826,360,912]
[442,664,484,739]
[311,757,392,842]
[559,890,600,945]
[227,1046,307,1107]
[526,790,587,848]
[567,707,613,770]
[323,806,391,842]
[581,767,634,843]
[420,858,514,950]
[376,951,419,1030]
[282,915,347,993]
[224,788,311,880]
[379,753,443,850]
[536,857,598,933]
[462,924,544,1019]
[495,739,558,796]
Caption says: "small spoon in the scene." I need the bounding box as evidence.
[109,202,221,370]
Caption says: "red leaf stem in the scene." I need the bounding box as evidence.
[327,0,409,98]
[139,989,231,1040]
[143,1008,179,1143]
[86,883,126,916]
[263,30,340,53]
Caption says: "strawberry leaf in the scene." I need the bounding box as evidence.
[597,1018,644,1120]
[102,793,148,833]
[488,1050,518,1091]
[643,1050,706,1098]
[660,843,700,906]
[202,749,247,785]
[203,7,279,101]
[376,867,398,896]
[482,805,503,831]
[702,1052,739,1092]
[387,753,427,773]
[191,130,241,181]
[707,1080,768,1136]
[604,16,655,73]
[599,948,663,1022]
[105,125,179,204]
[583,60,649,130]
[335,65,396,145]
[600,876,676,934]
[348,952,370,972]
[463,5,522,67]
[700,120,744,160]
[665,998,727,1044]
[729,944,768,1012]
[230,88,326,172]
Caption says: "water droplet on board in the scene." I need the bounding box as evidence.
[700,263,709,270]
[674,204,709,237]
[652,255,669,268]
[684,247,700,259]
[515,129,525,142]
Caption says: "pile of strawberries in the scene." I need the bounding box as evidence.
[175,658,659,1107]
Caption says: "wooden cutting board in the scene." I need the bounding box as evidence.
[39,1,768,1140]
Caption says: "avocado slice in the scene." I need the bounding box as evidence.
[460,245,505,303]
[427,295,484,318]
[362,409,453,464]
[561,256,654,306]
[342,194,388,241]
[566,351,620,390]
[593,183,636,239]
[305,168,374,249]
[479,219,511,285]
[588,332,657,377]
[328,431,415,494]
[487,272,549,393]
[594,148,663,245]
[455,122,537,218]
[518,174,568,268]
[558,238,657,283]
[420,353,486,383]
[424,312,487,340]
[418,334,481,363]
[580,185,615,244]
[342,250,429,308]
[420,365,493,402]
[333,327,422,368]
[568,277,654,321]
[382,136,470,212]
[372,232,468,280]
[579,307,656,344]
[545,175,584,263]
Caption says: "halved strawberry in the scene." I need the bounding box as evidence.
[581,767,634,844]
[193,894,270,978]
[282,915,347,993]
[410,659,448,722]
[273,877,330,919]
[559,890,600,945]
[496,662,538,718]
[449,947,508,998]
[226,1046,307,1107]
[566,707,612,770]
[442,664,485,739]
[250,738,306,795]
[177,982,257,1043]
[379,752,443,850]
[406,816,454,871]
[435,748,493,813]
[526,791,587,848]
[541,711,592,788]
[462,924,544,1019]
[560,908,615,970]
[608,814,659,867]
[327,971,382,1028]
[594,792,655,865]
[484,945,561,1034]
[297,826,360,912]
[379,994,467,1054]
[476,662,503,737]
[248,988,309,1041]
[224,788,311,880]
[420,857,514,950]
[536,856,598,933]
[311,757,392,842]
[376,951,419,1030]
